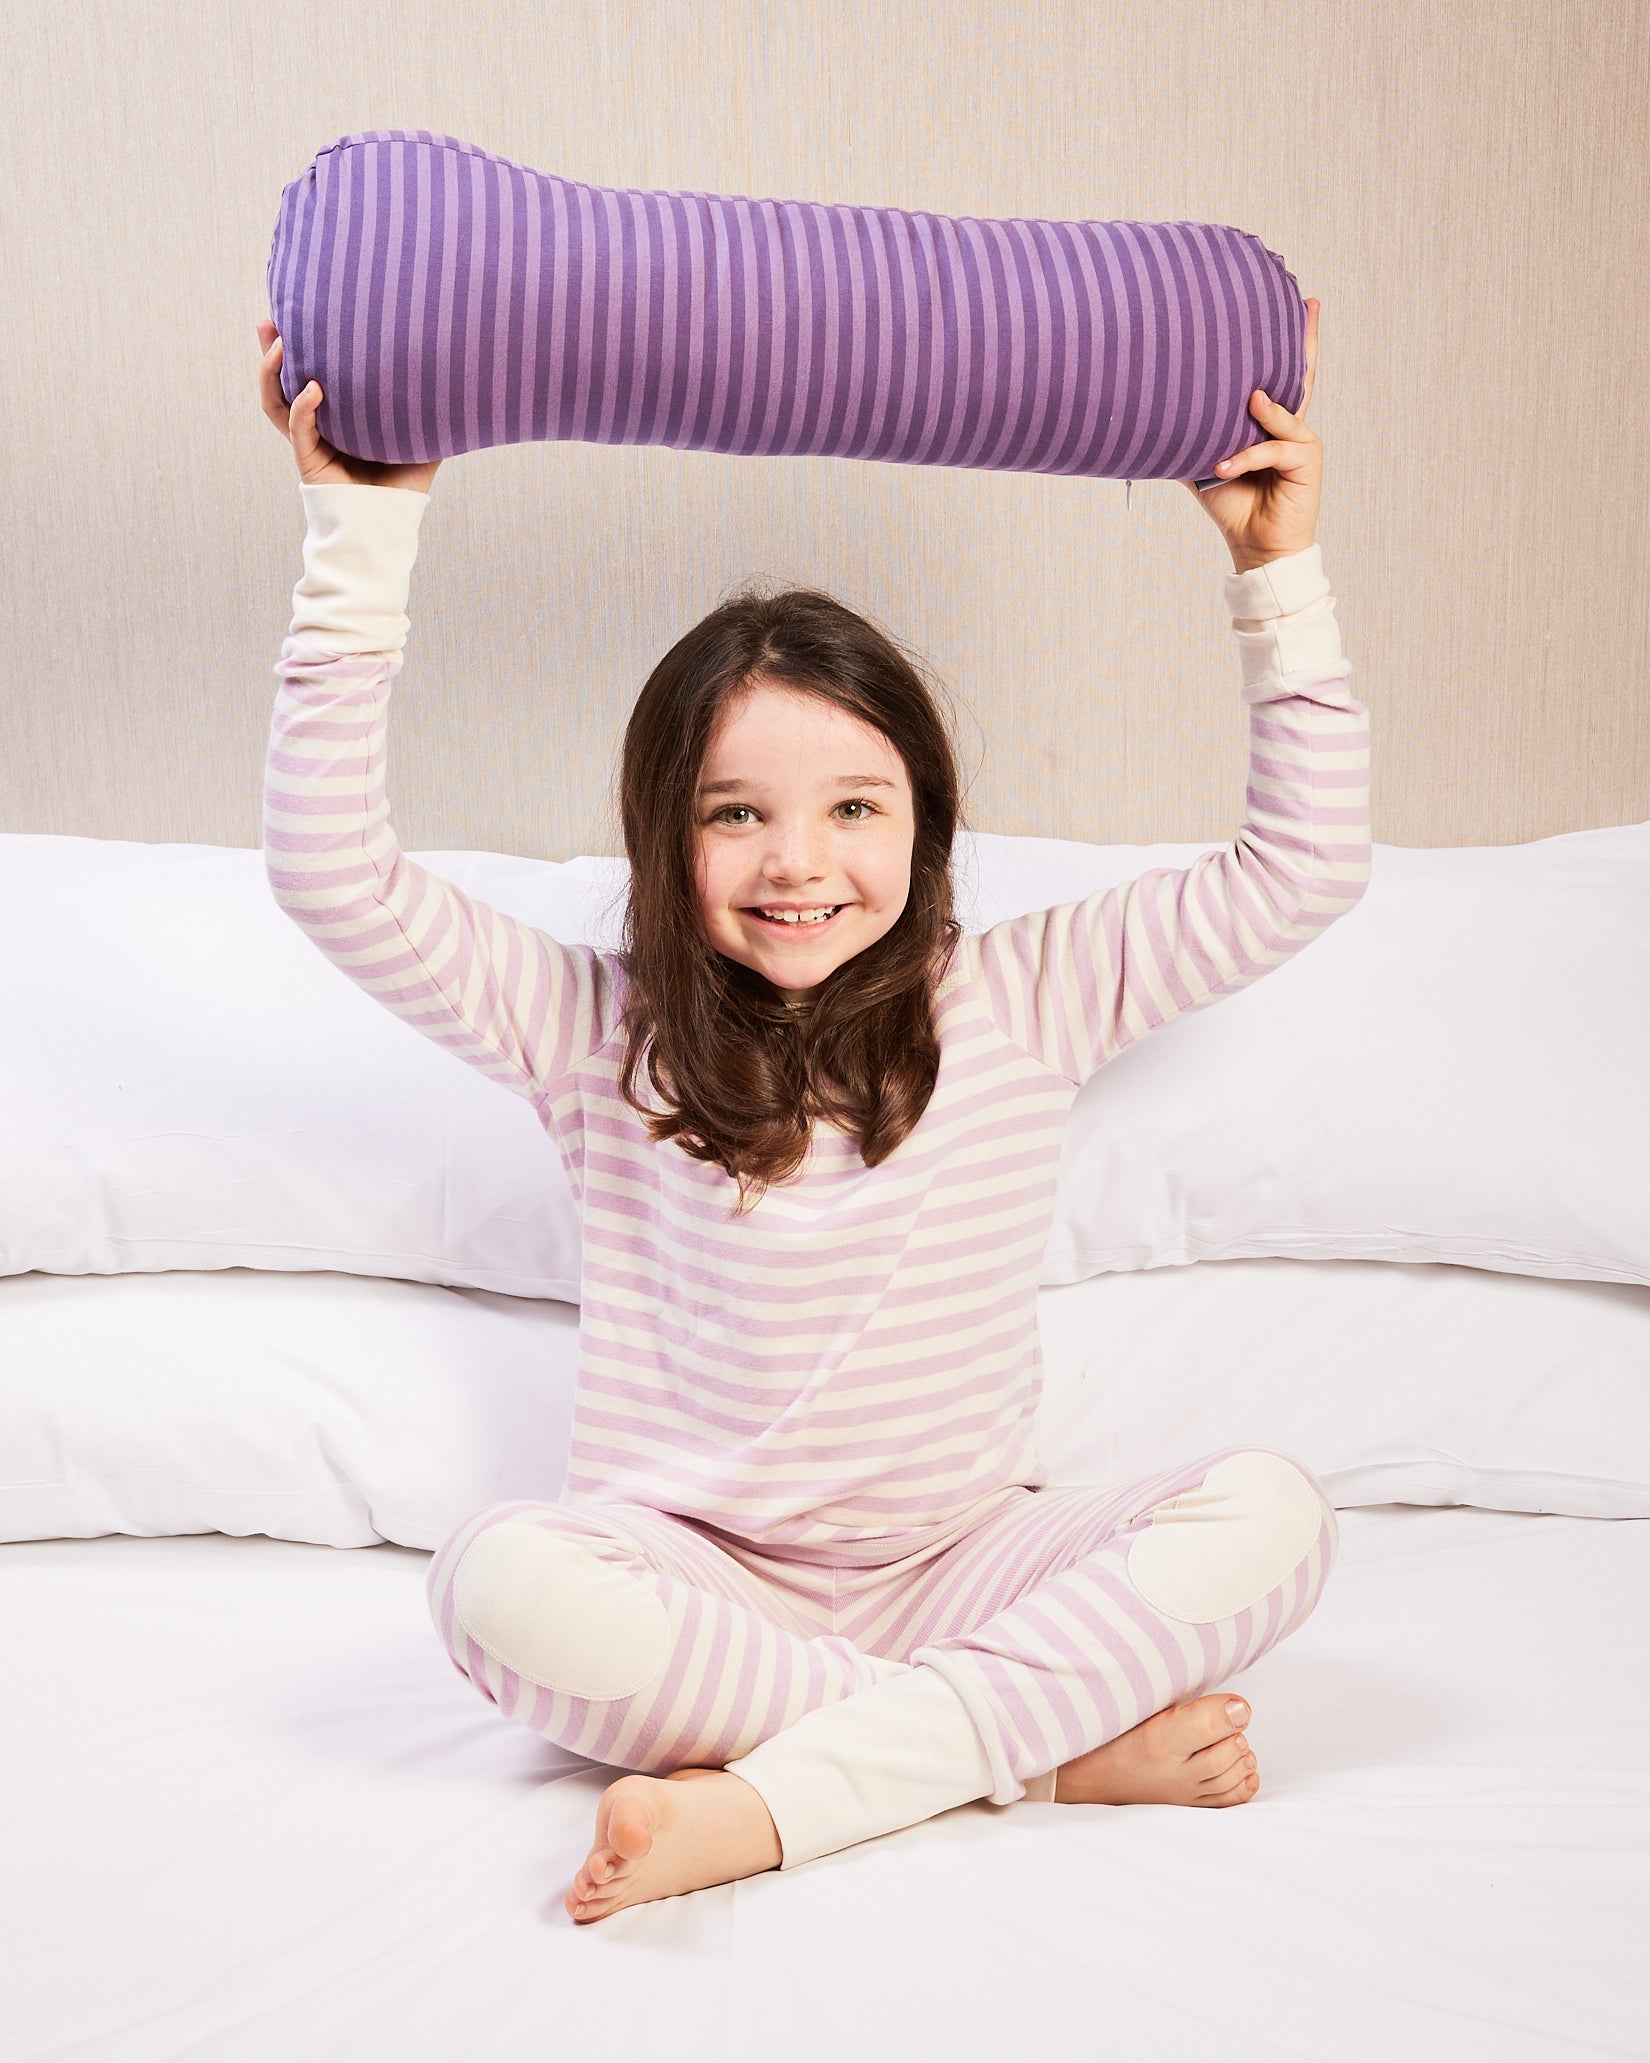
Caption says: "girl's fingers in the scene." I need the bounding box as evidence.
[257,330,305,441]
[257,324,336,481]
[289,381,322,456]
[259,358,291,431]
[1217,439,1287,477]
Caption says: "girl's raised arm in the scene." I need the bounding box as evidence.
[960,543,1371,1087]
[263,475,614,1113]
[961,310,1369,1087]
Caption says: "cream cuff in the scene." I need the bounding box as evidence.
[281,481,432,660]
[725,1663,1028,1870]
[1222,542,1354,708]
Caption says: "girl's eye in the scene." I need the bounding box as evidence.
[713,805,756,826]
[835,799,877,821]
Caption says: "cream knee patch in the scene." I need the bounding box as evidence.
[1126,1451,1326,1625]
[451,1518,671,1701]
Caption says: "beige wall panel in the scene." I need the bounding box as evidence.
[1,0,1645,860]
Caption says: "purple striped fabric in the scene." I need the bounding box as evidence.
[267,129,1306,487]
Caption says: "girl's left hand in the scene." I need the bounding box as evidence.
[1183,297,1322,570]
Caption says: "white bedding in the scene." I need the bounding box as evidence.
[6,1506,1646,2061]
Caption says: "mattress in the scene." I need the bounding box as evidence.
[6,1505,1646,2060]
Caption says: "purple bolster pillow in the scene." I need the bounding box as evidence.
[268,130,1306,490]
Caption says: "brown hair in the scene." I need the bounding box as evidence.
[617,581,963,1208]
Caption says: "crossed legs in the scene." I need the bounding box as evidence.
[426,1445,1338,1920]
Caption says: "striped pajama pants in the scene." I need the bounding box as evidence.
[426,1445,1338,1869]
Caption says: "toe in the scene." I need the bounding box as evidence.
[1199,1749,1257,1791]
[1193,1693,1248,1745]
[566,1778,664,1923]
[569,1880,618,1921]
[573,1844,624,1905]
[1191,1733,1250,1782]
[1202,1766,1260,1807]
[605,1784,660,1862]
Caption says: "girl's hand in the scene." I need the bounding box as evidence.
[1182,296,1321,571]
[256,320,442,493]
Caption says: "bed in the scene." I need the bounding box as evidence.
[4,818,1647,2060]
[3,1498,1644,2061]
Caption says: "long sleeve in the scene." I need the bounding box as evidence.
[263,480,613,1115]
[961,542,1372,1085]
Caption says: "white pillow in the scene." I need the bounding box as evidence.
[0,835,606,1299]
[1033,1258,1650,1519]
[3,1258,1646,1549]
[0,1267,580,1548]
[3,821,1645,1295]
[957,823,1650,1289]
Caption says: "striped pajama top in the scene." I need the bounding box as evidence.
[266,481,1371,1567]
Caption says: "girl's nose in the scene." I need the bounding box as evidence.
[761,825,830,884]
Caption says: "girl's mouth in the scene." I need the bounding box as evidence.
[744,903,847,932]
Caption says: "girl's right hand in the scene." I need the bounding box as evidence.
[256,319,442,493]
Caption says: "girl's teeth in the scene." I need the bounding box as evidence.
[760,906,840,924]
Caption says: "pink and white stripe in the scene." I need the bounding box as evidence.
[422,1444,1339,1805]
[265,482,1371,1572]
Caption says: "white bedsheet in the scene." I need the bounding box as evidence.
[5,1506,1646,2062]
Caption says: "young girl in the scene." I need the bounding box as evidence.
[256,299,1369,1927]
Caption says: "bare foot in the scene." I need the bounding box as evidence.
[1053,1694,1259,1807]
[564,1767,783,1925]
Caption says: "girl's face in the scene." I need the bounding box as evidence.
[695,680,916,1000]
